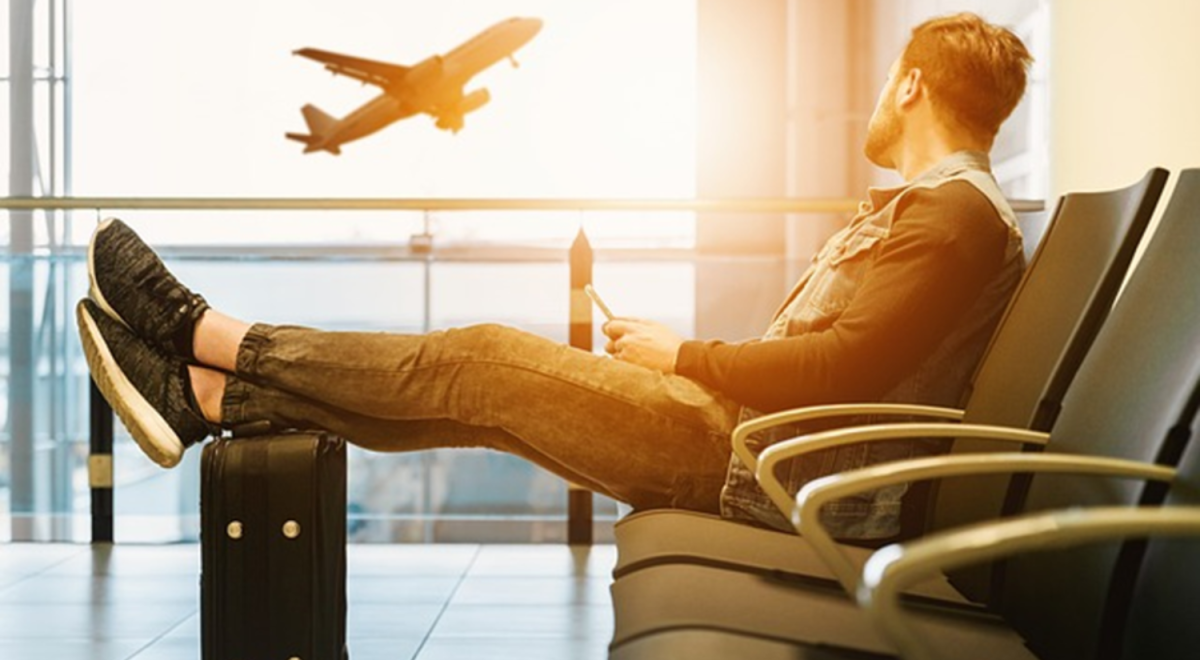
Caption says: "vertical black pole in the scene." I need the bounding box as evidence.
[90,381,114,543]
[567,228,594,545]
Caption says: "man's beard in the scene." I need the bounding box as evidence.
[863,100,901,169]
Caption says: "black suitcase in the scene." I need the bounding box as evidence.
[201,430,349,660]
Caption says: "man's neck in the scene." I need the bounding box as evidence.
[892,122,988,181]
[894,140,961,181]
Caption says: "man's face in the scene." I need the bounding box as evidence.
[863,61,904,169]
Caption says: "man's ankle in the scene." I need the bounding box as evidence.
[193,310,251,373]
[188,364,225,424]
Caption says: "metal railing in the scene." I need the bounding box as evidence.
[0,196,869,213]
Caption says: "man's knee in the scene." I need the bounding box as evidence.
[457,322,517,344]
[450,323,544,355]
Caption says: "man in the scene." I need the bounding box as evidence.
[78,12,1032,539]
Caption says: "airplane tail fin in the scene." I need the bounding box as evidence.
[285,104,341,154]
[299,103,338,135]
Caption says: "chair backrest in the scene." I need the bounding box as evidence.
[1117,390,1200,660]
[960,168,1167,429]
[931,168,1168,535]
[995,169,1200,660]
[1016,208,1053,262]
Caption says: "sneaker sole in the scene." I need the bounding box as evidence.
[77,300,184,468]
[87,217,130,329]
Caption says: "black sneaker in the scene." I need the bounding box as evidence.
[77,298,218,468]
[87,218,209,362]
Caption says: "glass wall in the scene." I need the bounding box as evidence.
[4,0,705,542]
[0,205,721,543]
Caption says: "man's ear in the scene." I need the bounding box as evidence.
[896,67,924,109]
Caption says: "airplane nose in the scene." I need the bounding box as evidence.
[523,18,543,38]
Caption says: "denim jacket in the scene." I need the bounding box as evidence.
[719,151,1026,538]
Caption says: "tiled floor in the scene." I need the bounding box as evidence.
[0,542,616,659]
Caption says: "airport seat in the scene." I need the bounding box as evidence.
[860,504,1200,660]
[861,387,1200,660]
[611,505,1200,660]
[607,169,1200,659]
[1114,413,1200,660]
[610,168,1169,597]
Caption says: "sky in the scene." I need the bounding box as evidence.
[70,0,696,201]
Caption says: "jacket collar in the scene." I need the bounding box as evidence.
[866,151,993,210]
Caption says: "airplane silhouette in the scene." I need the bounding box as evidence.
[286,17,542,155]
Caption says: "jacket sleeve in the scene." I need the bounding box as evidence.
[674,180,1011,413]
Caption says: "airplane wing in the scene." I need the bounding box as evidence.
[293,48,409,87]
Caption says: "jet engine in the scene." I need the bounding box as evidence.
[457,88,491,115]
[434,89,492,133]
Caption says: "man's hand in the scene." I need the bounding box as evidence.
[602,318,684,374]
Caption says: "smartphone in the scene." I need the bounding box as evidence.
[584,284,615,321]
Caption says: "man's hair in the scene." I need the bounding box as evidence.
[900,13,1033,143]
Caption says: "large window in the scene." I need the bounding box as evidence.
[3,0,698,542]
[70,0,696,238]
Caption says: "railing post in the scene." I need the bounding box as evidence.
[89,381,114,543]
[567,227,595,545]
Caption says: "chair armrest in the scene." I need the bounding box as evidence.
[755,422,1049,521]
[731,404,967,474]
[795,453,1174,595]
[859,506,1200,660]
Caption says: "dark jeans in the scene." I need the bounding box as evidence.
[220,322,740,512]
